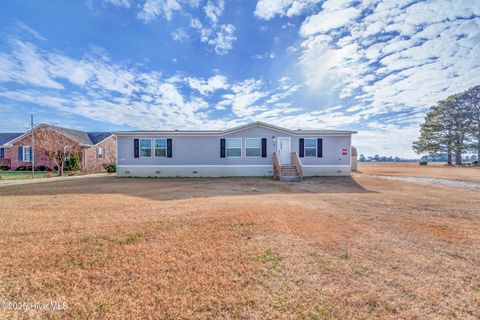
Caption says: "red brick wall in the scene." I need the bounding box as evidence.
[83,136,116,173]
[9,128,82,170]
[0,148,14,168]
[4,128,115,172]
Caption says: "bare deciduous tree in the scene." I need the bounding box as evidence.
[36,125,80,176]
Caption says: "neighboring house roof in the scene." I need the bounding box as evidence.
[0,132,24,147]
[114,121,357,136]
[8,124,113,147]
[50,125,95,145]
[87,132,115,145]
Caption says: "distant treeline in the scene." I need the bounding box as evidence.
[358,153,478,163]
[358,154,418,162]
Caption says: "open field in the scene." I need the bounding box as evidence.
[0,166,479,319]
[358,162,480,183]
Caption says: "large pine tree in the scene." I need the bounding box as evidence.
[413,101,454,164]
[464,85,480,162]
[413,91,475,165]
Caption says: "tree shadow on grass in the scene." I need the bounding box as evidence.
[0,175,377,202]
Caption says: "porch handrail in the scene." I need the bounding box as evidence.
[273,152,281,179]
[291,152,303,180]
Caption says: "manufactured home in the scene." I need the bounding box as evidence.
[115,122,356,181]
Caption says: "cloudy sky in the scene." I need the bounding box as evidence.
[1,0,479,157]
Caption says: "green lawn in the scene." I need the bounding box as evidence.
[0,171,54,180]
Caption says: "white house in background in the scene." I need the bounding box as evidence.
[114,121,356,181]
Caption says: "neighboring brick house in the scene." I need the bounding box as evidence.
[0,132,23,168]
[0,124,115,172]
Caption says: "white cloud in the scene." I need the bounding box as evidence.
[353,123,421,158]
[171,28,190,42]
[14,20,46,41]
[138,0,183,22]
[0,40,64,89]
[190,18,236,54]
[252,0,480,155]
[134,0,236,54]
[103,0,132,8]
[47,54,93,86]
[186,74,229,95]
[295,0,480,128]
[254,0,320,20]
[300,6,360,36]
[204,0,224,25]
[207,24,236,55]
[0,36,306,131]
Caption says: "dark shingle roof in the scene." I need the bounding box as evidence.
[50,126,92,145]
[0,133,23,146]
[50,125,112,145]
[87,132,113,145]
[0,126,112,146]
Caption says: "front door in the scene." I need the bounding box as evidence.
[277,137,291,164]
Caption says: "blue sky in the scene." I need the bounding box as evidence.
[0,0,479,157]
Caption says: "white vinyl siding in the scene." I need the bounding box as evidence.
[139,139,152,158]
[304,138,317,157]
[226,138,242,158]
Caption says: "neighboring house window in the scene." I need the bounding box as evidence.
[23,146,32,162]
[154,139,167,157]
[245,138,261,157]
[0,148,4,158]
[304,138,317,157]
[64,146,71,161]
[139,139,152,157]
[96,147,104,159]
[226,138,242,157]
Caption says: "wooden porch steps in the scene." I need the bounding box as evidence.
[279,164,301,182]
[273,152,303,182]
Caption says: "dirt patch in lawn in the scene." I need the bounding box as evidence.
[0,172,479,319]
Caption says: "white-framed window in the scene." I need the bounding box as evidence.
[154,139,167,157]
[139,138,152,158]
[226,138,242,158]
[23,146,31,162]
[96,147,104,159]
[245,138,261,157]
[304,138,317,157]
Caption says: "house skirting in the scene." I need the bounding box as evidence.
[302,165,351,176]
[116,165,351,177]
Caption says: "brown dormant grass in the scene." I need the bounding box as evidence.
[358,162,480,183]
[0,170,479,319]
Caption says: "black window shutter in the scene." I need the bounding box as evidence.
[261,138,267,157]
[299,138,304,158]
[317,138,323,158]
[167,139,172,158]
[18,146,23,161]
[134,139,139,158]
[220,139,226,158]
